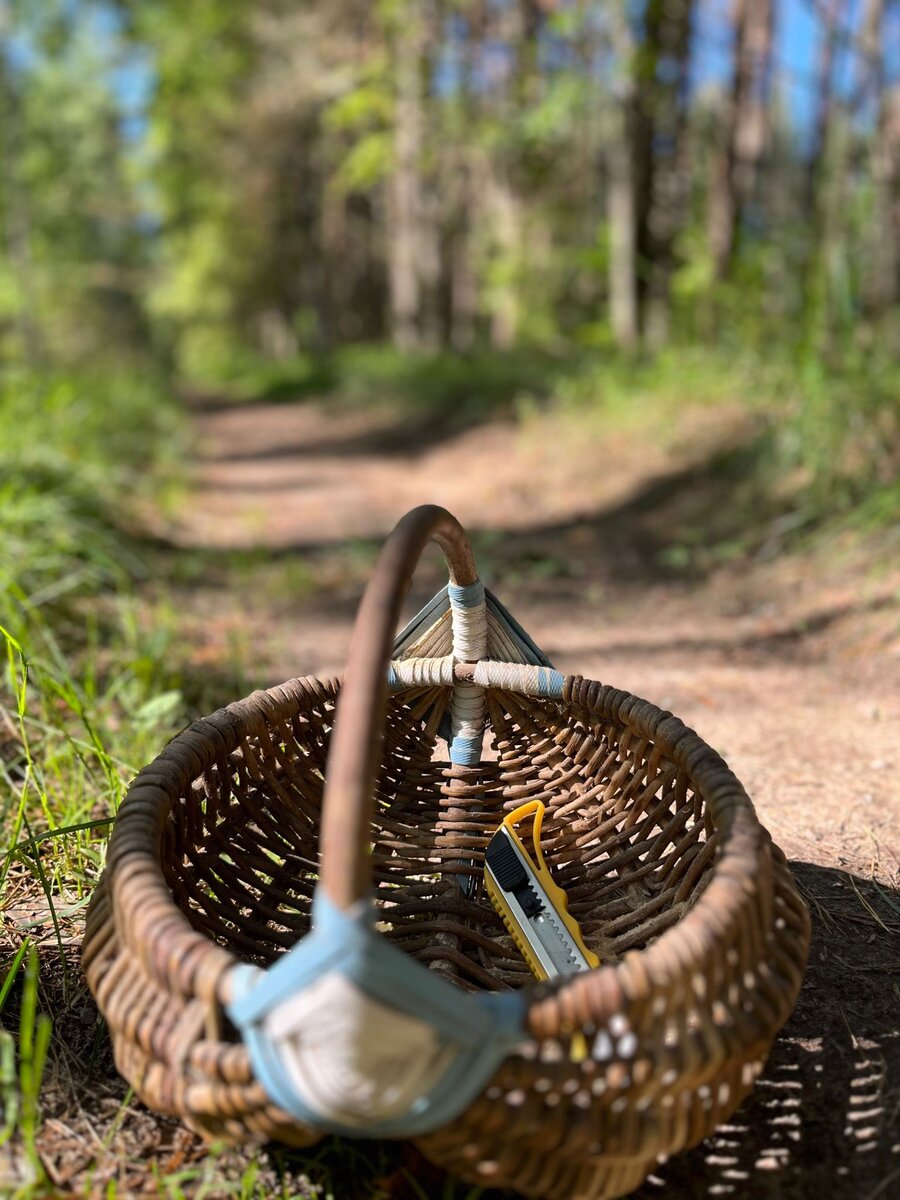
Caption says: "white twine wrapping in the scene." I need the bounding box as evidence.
[473,660,536,692]
[450,602,488,663]
[387,655,455,691]
[472,660,565,697]
[449,680,486,751]
[448,581,488,763]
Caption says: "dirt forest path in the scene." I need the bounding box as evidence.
[169,393,900,1199]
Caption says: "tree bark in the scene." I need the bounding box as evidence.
[636,0,695,348]
[860,0,898,312]
[448,158,477,351]
[806,0,843,217]
[388,8,425,351]
[708,0,774,279]
[0,36,42,365]
[877,86,900,312]
[484,0,535,351]
[487,170,521,351]
[443,1,482,352]
[803,0,845,334]
[607,1,639,349]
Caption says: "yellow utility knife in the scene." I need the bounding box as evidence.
[484,800,599,980]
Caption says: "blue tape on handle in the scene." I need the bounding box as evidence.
[228,893,525,1139]
[449,734,482,765]
[447,580,485,610]
[537,667,565,698]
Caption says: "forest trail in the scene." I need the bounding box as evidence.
[175,393,900,879]
[166,392,900,1199]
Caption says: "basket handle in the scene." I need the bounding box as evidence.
[319,505,479,911]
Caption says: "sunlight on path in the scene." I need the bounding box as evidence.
[173,398,680,548]
[176,395,900,890]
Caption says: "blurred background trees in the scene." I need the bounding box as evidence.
[0,0,898,511]
[1,0,897,368]
[2,12,898,1198]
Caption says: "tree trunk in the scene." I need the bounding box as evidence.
[803,0,845,334]
[877,86,900,312]
[448,159,477,351]
[487,170,521,351]
[0,40,42,365]
[860,0,898,313]
[708,0,774,279]
[637,0,695,348]
[388,9,425,351]
[484,0,535,351]
[442,2,481,352]
[806,0,842,216]
[607,1,639,349]
[419,187,443,351]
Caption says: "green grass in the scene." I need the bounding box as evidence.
[0,366,193,842]
[0,943,51,1197]
[204,342,567,429]
[0,364,199,1197]
[543,342,899,568]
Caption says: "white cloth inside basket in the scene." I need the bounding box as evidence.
[227,894,526,1138]
[261,972,460,1126]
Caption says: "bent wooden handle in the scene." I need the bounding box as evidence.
[319,505,478,910]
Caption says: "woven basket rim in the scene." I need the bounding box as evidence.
[83,506,810,1192]
[101,669,770,1033]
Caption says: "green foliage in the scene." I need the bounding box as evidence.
[333,130,394,193]
[120,0,257,375]
[0,364,190,897]
[0,2,146,363]
[554,340,900,536]
[0,943,51,1196]
[520,74,587,147]
[0,366,184,607]
[216,342,565,429]
[782,349,900,513]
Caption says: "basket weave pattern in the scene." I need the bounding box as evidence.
[82,507,810,1200]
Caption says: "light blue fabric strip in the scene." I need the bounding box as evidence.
[227,893,525,1139]
[449,734,482,765]
[447,580,485,609]
[537,667,565,698]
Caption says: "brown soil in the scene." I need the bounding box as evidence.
[174,396,899,881]
[22,394,900,1197]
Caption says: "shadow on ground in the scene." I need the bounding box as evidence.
[15,861,899,1198]
[629,861,900,1200]
[274,860,900,1199]
[162,418,777,580]
[142,390,897,706]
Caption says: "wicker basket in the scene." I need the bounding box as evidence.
[82,505,810,1200]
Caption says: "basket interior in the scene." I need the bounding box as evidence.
[161,683,714,993]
